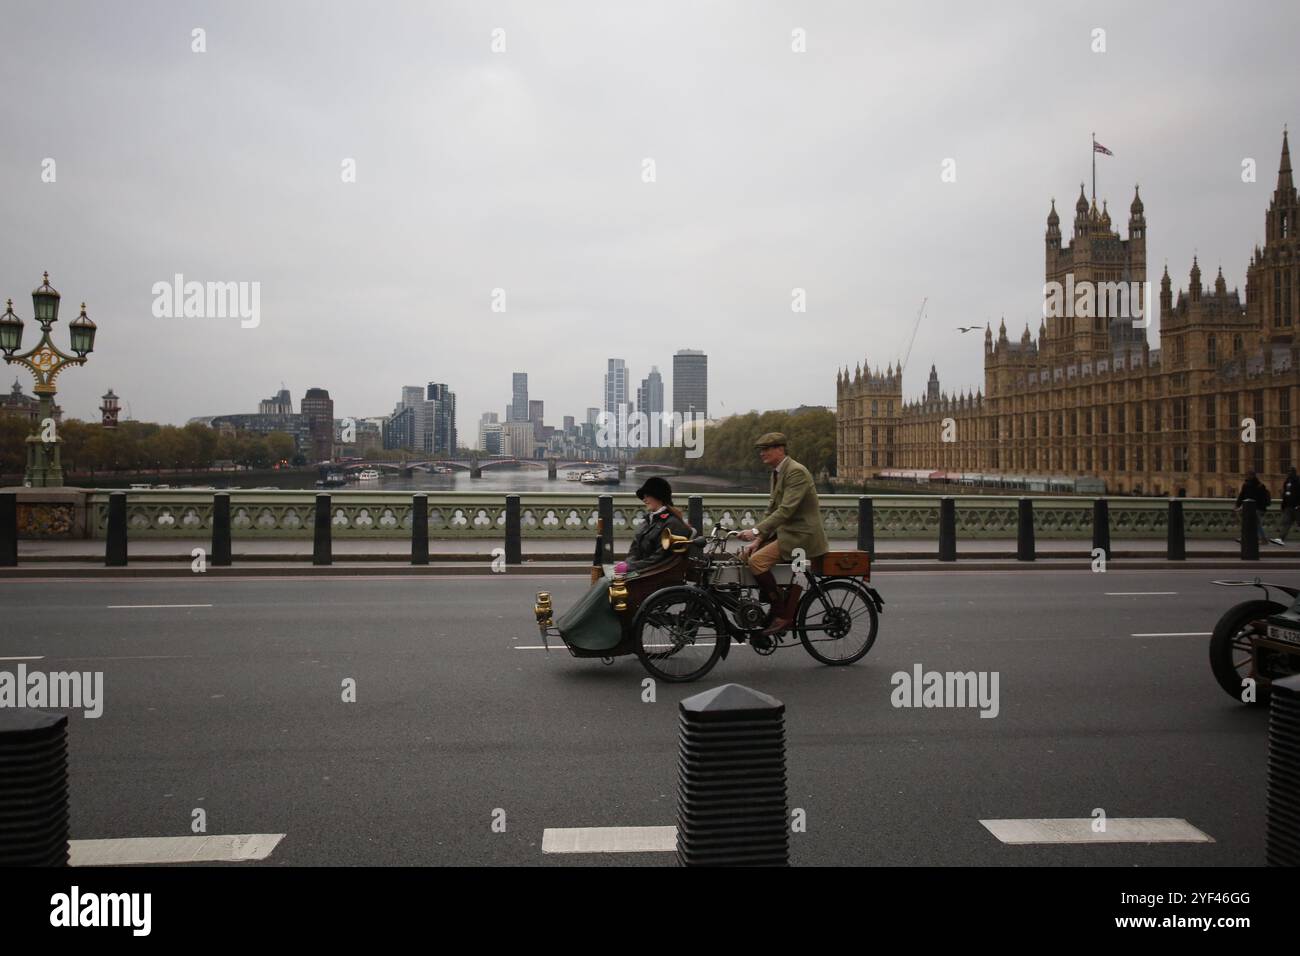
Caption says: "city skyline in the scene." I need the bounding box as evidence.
[3,3,1297,435]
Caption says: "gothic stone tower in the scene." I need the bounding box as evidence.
[1042,184,1148,365]
[836,360,902,480]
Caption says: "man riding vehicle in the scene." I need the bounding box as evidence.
[736,432,830,642]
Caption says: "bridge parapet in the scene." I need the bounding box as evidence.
[71,490,1254,541]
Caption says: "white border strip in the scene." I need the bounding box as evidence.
[1129,631,1211,637]
[69,833,285,866]
[981,818,1212,844]
[542,826,676,853]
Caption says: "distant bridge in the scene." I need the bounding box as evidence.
[342,458,684,475]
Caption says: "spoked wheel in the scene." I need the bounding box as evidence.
[1209,599,1283,704]
[634,590,726,683]
[796,579,879,665]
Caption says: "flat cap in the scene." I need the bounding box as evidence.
[753,431,788,449]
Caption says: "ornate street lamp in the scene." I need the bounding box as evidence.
[2,273,99,487]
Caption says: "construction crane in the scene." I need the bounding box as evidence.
[901,297,927,373]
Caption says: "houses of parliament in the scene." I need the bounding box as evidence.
[836,131,1298,498]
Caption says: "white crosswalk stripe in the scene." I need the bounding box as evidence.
[980,818,1212,845]
[69,833,285,866]
[542,826,676,853]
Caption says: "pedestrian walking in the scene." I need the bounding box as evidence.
[1234,469,1273,545]
[1272,466,1299,545]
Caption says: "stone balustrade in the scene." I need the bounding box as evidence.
[29,489,1257,540]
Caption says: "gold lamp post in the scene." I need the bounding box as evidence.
[0,273,98,487]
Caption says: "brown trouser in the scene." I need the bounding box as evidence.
[746,540,782,574]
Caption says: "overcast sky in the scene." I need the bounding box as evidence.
[1,0,1295,432]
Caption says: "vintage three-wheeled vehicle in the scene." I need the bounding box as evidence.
[532,524,884,682]
[1209,578,1300,703]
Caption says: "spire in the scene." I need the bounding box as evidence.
[1190,256,1202,302]
[1047,198,1059,228]
[998,316,1007,340]
[1075,183,1089,216]
[1130,184,1144,218]
[1279,127,1294,194]
[1215,265,1227,297]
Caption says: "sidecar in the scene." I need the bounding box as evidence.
[533,554,694,660]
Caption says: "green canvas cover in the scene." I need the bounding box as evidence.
[555,574,624,651]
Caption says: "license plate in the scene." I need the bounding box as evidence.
[1267,625,1300,646]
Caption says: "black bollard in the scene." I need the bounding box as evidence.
[105,492,127,567]
[0,493,16,567]
[505,494,522,566]
[1017,498,1035,561]
[857,496,875,559]
[1092,498,1111,559]
[211,493,231,567]
[938,497,956,562]
[598,494,614,562]
[1166,499,1186,561]
[1241,500,1260,561]
[411,494,429,566]
[676,683,788,867]
[0,709,70,865]
[688,495,703,536]
[313,494,331,566]
[1266,674,1300,866]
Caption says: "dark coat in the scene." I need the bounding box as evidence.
[1283,474,1300,510]
[1236,477,1271,511]
[625,507,694,573]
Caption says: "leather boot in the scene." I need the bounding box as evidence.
[751,570,782,628]
[762,583,802,636]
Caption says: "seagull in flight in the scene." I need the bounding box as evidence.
[956,326,980,333]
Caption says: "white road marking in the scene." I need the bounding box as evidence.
[69,833,285,866]
[1129,631,1212,637]
[1105,591,1178,596]
[107,604,213,609]
[981,818,1213,845]
[514,645,557,650]
[542,826,676,854]
[0,656,44,661]
[51,655,195,661]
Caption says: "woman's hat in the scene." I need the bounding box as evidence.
[635,475,674,505]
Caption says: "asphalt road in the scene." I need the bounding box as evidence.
[0,568,1286,866]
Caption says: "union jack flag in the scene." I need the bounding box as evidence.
[1093,140,1113,155]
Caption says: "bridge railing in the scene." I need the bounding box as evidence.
[77,490,1256,540]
